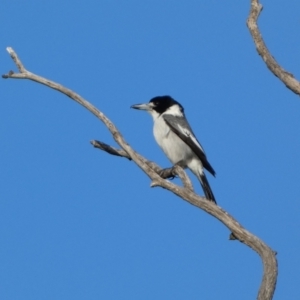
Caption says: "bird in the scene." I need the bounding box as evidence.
[131,95,216,204]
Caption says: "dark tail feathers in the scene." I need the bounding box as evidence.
[199,173,216,204]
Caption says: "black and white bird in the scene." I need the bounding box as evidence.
[131,95,216,204]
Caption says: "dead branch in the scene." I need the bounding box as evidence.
[91,140,193,190]
[3,47,277,300]
[247,0,300,96]
[91,140,132,160]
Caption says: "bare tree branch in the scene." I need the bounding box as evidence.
[247,0,300,96]
[91,140,132,160]
[91,140,193,190]
[3,47,278,300]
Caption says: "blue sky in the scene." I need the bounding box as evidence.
[1,1,300,299]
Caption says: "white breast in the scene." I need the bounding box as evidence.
[153,115,194,165]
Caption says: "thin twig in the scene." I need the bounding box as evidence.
[91,140,132,160]
[6,47,27,73]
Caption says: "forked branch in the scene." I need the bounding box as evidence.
[3,47,277,300]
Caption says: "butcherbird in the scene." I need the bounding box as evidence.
[131,95,216,204]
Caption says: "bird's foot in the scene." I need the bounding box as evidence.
[158,167,177,180]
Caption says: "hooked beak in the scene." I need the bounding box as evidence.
[130,103,152,111]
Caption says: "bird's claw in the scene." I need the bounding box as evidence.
[158,167,177,180]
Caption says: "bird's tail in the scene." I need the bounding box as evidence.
[198,172,216,204]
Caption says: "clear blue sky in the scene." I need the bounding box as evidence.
[1,1,300,299]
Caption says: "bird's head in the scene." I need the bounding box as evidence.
[131,96,183,118]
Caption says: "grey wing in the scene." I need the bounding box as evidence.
[163,114,216,176]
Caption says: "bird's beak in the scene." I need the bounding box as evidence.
[130,103,152,111]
